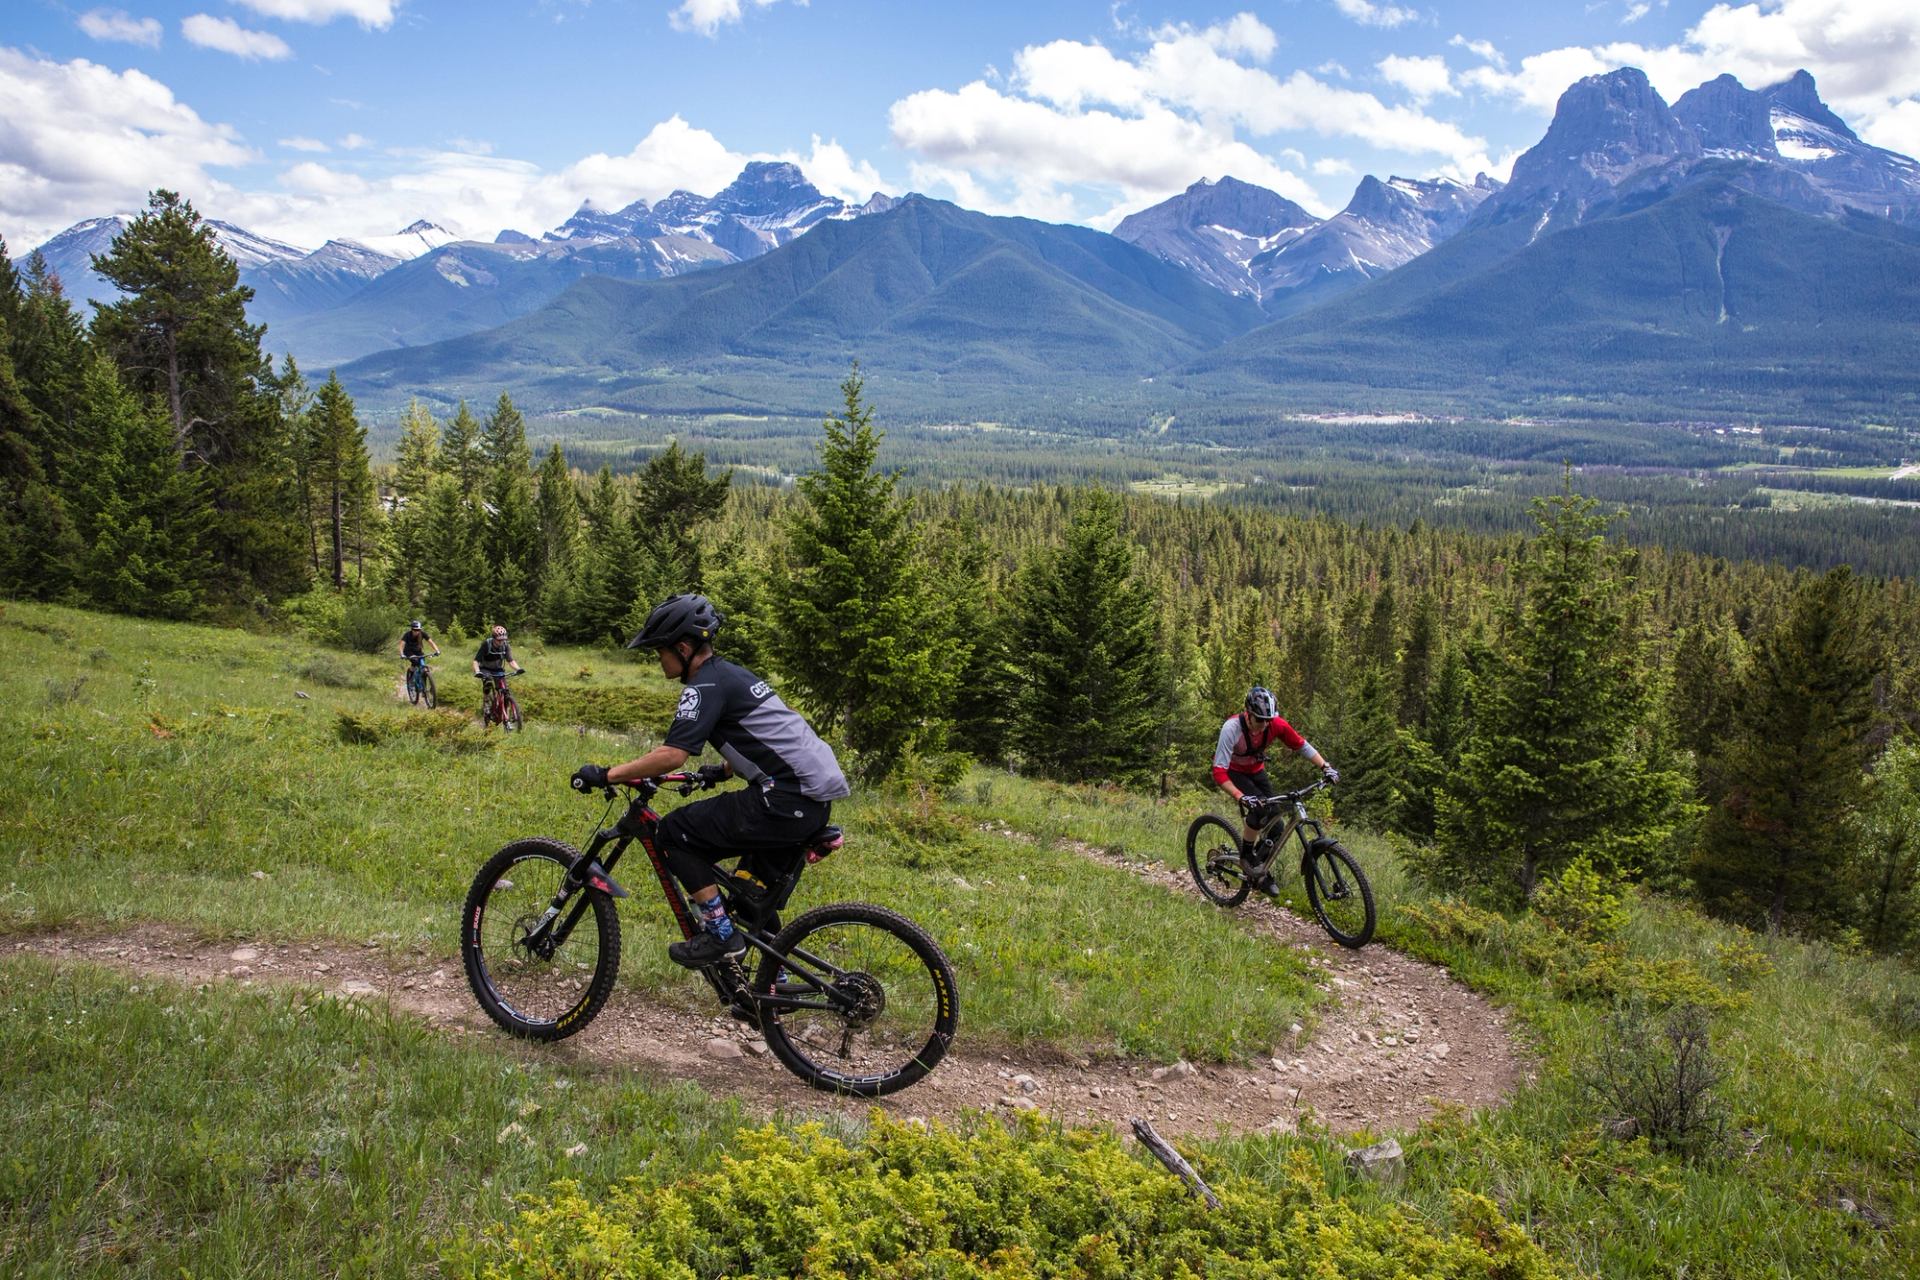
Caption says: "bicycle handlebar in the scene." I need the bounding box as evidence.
[570,770,708,798]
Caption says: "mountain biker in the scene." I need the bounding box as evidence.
[1213,686,1338,894]
[571,593,850,969]
[399,620,441,683]
[473,624,521,702]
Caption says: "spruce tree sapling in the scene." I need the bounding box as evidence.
[1694,567,1880,934]
[1009,489,1168,783]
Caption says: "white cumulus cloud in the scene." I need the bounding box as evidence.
[1332,0,1418,30]
[78,9,163,47]
[279,136,329,152]
[232,0,398,27]
[182,14,293,60]
[891,23,1493,225]
[0,47,256,247]
[670,0,785,38]
[1448,36,1505,69]
[1378,54,1457,103]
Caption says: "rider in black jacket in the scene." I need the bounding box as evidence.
[572,594,850,968]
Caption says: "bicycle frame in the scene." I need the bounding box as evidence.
[524,780,868,1019]
[1247,784,1330,875]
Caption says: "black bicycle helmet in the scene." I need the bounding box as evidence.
[626,593,722,650]
[1245,686,1278,719]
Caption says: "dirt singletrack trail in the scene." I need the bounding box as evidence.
[19,854,1528,1140]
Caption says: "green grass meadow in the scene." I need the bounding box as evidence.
[3,601,1917,1278]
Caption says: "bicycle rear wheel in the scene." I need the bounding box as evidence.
[754,902,957,1097]
[407,669,421,705]
[1302,838,1375,948]
[1186,814,1251,907]
[462,838,621,1040]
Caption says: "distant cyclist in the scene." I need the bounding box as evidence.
[398,619,441,663]
[399,619,441,698]
[1212,686,1338,893]
[473,624,521,694]
[571,593,850,968]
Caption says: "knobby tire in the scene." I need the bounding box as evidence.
[754,902,958,1097]
[1186,813,1251,907]
[1303,839,1376,949]
[462,838,621,1041]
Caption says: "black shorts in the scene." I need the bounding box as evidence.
[656,786,832,890]
[1227,769,1274,799]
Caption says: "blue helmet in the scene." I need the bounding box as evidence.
[1245,687,1278,719]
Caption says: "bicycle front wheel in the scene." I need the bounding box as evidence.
[754,902,957,1097]
[1186,814,1251,907]
[462,838,621,1040]
[422,672,436,709]
[1302,838,1375,948]
[503,692,522,731]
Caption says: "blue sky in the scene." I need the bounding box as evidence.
[5,0,1919,250]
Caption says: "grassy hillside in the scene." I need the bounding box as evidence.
[4,601,1917,1278]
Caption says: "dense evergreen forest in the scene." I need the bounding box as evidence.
[3,193,1918,956]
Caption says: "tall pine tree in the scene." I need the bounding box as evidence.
[1693,567,1880,934]
[90,191,305,600]
[772,368,952,777]
[1009,489,1168,783]
[1436,481,1686,903]
[306,373,373,589]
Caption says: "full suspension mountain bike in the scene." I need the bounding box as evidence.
[1185,778,1376,947]
[460,771,959,1096]
[476,670,522,730]
[405,655,436,708]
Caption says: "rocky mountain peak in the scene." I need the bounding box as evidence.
[1764,69,1856,140]
[710,161,828,217]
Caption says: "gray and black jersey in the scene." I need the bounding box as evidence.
[663,657,850,802]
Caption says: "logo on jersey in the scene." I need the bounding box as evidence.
[749,681,770,698]
[675,687,701,721]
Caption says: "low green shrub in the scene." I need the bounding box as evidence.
[513,682,678,731]
[40,674,88,708]
[1399,897,1744,1010]
[297,653,359,688]
[454,1115,1568,1279]
[1533,857,1630,944]
[1581,1001,1730,1158]
[336,593,397,653]
[335,709,495,755]
[863,803,985,871]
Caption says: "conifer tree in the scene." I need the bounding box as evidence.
[90,191,305,599]
[772,368,952,776]
[1009,489,1168,782]
[1339,662,1404,828]
[705,535,778,679]
[441,401,486,500]
[306,373,372,588]
[1694,567,1880,934]
[1666,620,1741,785]
[390,399,441,606]
[1436,481,1685,903]
[561,467,643,645]
[632,440,731,598]
[531,444,580,621]
[1854,740,1920,954]
[480,393,537,625]
[69,355,213,616]
[419,474,484,630]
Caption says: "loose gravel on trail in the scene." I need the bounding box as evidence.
[19,845,1528,1139]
